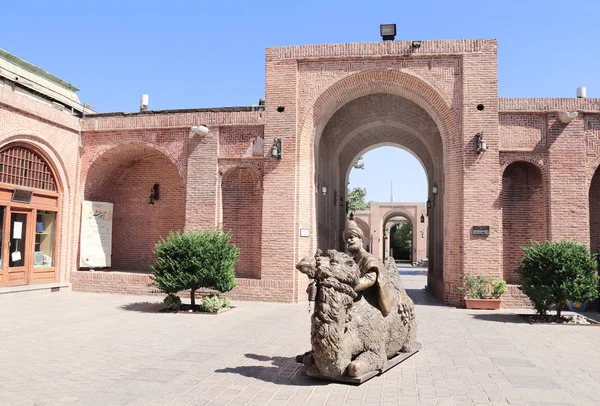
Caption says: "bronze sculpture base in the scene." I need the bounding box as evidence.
[302,342,421,385]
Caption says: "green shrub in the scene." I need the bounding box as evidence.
[491,280,507,299]
[458,275,489,299]
[163,293,182,311]
[149,229,239,308]
[458,275,507,299]
[517,240,599,316]
[200,295,231,313]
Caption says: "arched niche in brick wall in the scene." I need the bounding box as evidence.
[589,167,600,255]
[82,143,186,273]
[501,161,546,284]
[221,166,262,279]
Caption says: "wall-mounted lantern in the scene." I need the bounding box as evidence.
[420,214,425,223]
[426,199,432,209]
[476,132,487,154]
[322,182,327,195]
[432,182,438,196]
[271,138,282,159]
[149,183,159,205]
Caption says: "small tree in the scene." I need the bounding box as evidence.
[516,240,599,317]
[149,229,239,308]
[348,187,369,211]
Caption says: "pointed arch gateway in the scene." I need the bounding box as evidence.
[0,144,62,287]
[297,69,462,303]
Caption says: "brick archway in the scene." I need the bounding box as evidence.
[298,69,459,303]
[82,143,186,273]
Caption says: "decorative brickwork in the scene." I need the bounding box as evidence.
[219,126,264,158]
[499,113,547,151]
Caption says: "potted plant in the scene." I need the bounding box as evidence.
[458,275,506,310]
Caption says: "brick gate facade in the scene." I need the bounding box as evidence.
[2,40,600,307]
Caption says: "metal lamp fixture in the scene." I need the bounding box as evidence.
[411,40,421,48]
[432,182,438,196]
[380,24,396,41]
[426,199,432,209]
[322,182,327,195]
[476,132,487,154]
[148,183,159,205]
[420,214,425,223]
[271,139,282,159]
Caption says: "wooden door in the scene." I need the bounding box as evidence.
[5,208,32,286]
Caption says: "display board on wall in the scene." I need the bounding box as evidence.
[80,201,113,267]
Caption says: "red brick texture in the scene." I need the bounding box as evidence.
[5,41,600,310]
[501,162,547,284]
[84,144,186,272]
[222,167,262,279]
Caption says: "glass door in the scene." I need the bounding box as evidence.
[7,208,31,286]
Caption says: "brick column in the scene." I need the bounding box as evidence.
[262,56,298,301]
[185,131,218,230]
[459,42,502,301]
[547,115,589,244]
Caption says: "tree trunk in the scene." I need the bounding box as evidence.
[556,303,562,318]
[191,289,196,308]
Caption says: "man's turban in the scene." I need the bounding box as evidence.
[343,219,364,241]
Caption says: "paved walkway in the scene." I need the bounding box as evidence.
[1,268,599,405]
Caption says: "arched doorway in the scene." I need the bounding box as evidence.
[501,161,546,283]
[83,143,186,273]
[0,144,61,286]
[314,93,443,280]
[221,166,262,279]
[387,217,412,262]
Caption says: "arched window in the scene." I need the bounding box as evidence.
[0,146,57,191]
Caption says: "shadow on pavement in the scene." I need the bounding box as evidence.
[405,289,445,307]
[120,301,164,313]
[214,353,328,386]
[469,313,529,324]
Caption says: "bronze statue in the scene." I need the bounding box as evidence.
[343,219,395,316]
[295,219,417,380]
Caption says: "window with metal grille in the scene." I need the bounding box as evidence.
[0,146,57,192]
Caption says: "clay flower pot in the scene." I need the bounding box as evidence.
[464,298,501,310]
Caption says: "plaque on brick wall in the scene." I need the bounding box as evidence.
[472,226,490,236]
[80,201,114,267]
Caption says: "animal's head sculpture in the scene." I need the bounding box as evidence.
[297,249,360,288]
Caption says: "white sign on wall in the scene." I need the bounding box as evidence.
[80,201,113,268]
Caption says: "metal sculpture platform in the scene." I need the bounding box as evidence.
[302,342,422,385]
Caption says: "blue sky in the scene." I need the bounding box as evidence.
[1,0,598,203]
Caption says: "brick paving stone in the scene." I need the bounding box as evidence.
[1,269,600,405]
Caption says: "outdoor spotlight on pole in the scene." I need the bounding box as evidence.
[476,132,487,154]
[271,138,282,159]
[432,182,438,196]
[380,24,396,41]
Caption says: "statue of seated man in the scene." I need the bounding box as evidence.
[343,219,396,317]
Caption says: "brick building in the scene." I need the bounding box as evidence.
[1,39,599,307]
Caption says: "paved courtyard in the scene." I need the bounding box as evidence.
[1,268,599,406]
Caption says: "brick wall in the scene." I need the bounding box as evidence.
[502,162,546,283]
[222,167,262,279]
